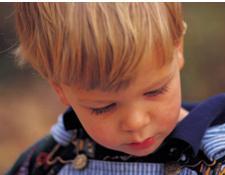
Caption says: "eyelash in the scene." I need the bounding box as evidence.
[90,85,168,116]
[91,103,117,115]
[144,85,168,97]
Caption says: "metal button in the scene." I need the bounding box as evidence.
[180,154,187,162]
[168,147,181,161]
[178,153,190,165]
[169,147,177,153]
[73,154,88,170]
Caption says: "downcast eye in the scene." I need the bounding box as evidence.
[91,103,116,115]
[144,85,168,97]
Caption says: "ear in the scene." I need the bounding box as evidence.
[49,81,69,106]
[175,37,185,70]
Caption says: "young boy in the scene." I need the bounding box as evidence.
[6,2,225,175]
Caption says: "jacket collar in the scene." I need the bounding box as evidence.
[171,94,225,156]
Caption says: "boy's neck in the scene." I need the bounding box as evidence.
[178,108,189,122]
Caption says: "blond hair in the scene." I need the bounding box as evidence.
[15,3,184,91]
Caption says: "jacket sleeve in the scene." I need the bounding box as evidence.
[4,135,57,175]
[4,146,35,175]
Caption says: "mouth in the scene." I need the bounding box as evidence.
[128,136,155,150]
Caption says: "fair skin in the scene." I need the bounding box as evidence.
[51,46,188,157]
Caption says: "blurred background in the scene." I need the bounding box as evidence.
[0,3,225,174]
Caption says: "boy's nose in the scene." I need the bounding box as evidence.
[120,106,151,132]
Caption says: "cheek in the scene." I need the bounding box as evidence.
[156,87,181,130]
[87,125,105,140]
[77,116,117,147]
[87,125,117,148]
[70,105,117,147]
[156,103,180,135]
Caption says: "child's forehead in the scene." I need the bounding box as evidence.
[64,59,175,98]
[73,46,175,93]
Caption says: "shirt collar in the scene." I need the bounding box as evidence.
[168,94,225,156]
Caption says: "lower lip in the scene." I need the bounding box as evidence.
[128,137,155,150]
